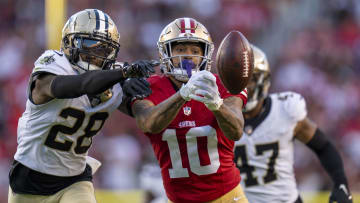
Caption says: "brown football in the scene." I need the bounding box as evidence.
[216,31,254,94]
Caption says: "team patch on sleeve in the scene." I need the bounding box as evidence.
[33,50,70,76]
[38,54,55,65]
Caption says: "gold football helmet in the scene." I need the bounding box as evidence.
[61,9,120,73]
[244,45,271,112]
[157,17,214,82]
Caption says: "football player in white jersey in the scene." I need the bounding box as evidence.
[234,45,353,203]
[8,9,156,203]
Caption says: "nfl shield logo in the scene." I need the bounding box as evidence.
[183,106,191,116]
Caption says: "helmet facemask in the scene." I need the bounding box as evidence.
[64,34,119,73]
[243,45,271,112]
[159,40,212,82]
[244,72,270,112]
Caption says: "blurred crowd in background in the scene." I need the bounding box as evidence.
[0,0,359,202]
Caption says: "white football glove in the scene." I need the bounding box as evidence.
[189,71,223,111]
[179,71,204,101]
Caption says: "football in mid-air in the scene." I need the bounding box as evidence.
[216,30,254,94]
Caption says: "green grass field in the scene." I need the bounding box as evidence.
[95,190,360,203]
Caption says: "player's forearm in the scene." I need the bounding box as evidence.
[306,129,348,186]
[212,99,244,141]
[51,69,126,99]
[136,92,186,133]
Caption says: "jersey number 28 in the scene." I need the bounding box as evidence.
[44,107,108,154]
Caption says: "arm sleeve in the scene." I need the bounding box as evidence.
[306,128,348,186]
[51,69,125,99]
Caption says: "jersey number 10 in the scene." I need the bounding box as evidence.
[162,125,220,178]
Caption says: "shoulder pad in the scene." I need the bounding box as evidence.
[276,91,307,122]
[33,50,70,76]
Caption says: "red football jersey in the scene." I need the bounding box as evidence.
[139,74,247,203]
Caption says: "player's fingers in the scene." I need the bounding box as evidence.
[139,78,150,87]
[137,62,148,77]
[194,89,212,99]
[193,81,216,95]
[201,72,216,84]
[150,60,159,69]
[189,94,207,103]
[145,64,155,76]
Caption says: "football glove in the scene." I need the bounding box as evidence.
[121,78,152,100]
[121,60,158,78]
[329,184,353,203]
[189,71,223,111]
[179,70,203,101]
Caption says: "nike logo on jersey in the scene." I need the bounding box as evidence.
[234,196,242,201]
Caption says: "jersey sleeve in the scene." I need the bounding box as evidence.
[32,50,69,76]
[282,91,307,122]
[130,75,168,108]
[214,74,248,107]
[142,76,165,105]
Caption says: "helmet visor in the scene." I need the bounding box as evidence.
[76,37,117,58]
[74,36,119,69]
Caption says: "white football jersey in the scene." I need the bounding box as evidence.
[235,92,307,203]
[14,50,123,176]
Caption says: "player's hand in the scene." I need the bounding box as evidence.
[189,71,223,111]
[121,78,152,100]
[122,60,158,78]
[179,70,206,101]
[329,184,353,203]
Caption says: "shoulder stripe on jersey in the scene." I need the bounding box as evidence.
[93,9,100,30]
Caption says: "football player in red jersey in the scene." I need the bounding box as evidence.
[131,18,249,203]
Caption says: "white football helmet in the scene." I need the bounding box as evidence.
[244,45,271,112]
[61,9,120,74]
[157,17,214,82]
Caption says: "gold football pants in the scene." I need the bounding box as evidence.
[8,181,96,203]
[168,184,249,203]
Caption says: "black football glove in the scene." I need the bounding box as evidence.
[329,184,353,203]
[122,60,158,78]
[121,78,151,100]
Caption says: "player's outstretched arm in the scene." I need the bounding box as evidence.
[132,92,186,133]
[211,96,244,141]
[32,60,156,105]
[294,118,353,203]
